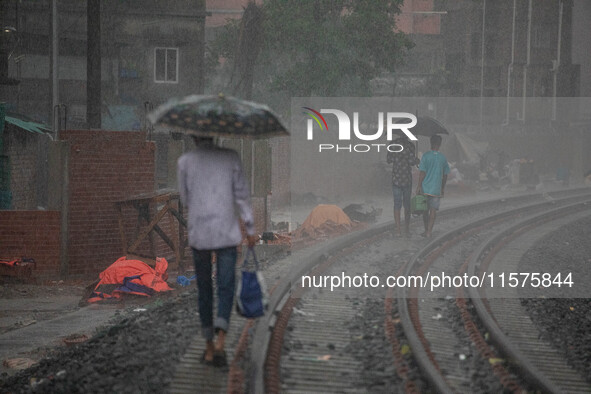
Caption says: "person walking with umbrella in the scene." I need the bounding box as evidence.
[150,94,289,367]
[415,134,450,238]
[177,135,258,367]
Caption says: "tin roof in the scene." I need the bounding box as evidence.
[5,116,52,135]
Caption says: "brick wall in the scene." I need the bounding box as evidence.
[60,130,155,278]
[0,211,61,280]
[3,125,44,210]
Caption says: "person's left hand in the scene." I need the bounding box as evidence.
[247,235,259,248]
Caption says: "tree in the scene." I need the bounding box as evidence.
[211,0,413,97]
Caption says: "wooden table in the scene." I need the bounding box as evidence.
[115,189,187,272]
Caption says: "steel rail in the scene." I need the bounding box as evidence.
[249,187,591,392]
[396,191,591,394]
[467,200,591,393]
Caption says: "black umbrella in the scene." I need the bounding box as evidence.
[147,94,289,139]
[394,115,449,137]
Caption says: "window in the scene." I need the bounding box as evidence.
[154,47,178,83]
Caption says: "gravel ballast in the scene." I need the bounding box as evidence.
[520,214,591,385]
[0,290,199,394]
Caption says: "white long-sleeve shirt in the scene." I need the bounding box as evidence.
[177,144,255,250]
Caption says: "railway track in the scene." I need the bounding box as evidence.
[399,193,591,393]
[169,187,591,393]
[467,202,591,393]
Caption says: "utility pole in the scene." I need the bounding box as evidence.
[87,0,101,128]
[51,0,59,136]
[479,0,486,131]
[552,0,563,121]
[522,0,532,123]
[196,0,206,94]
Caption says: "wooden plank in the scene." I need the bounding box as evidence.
[145,204,156,258]
[168,210,181,271]
[137,206,177,253]
[177,199,186,272]
[115,189,179,205]
[168,206,187,227]
[116,190,188,266]
[128,203,170,254]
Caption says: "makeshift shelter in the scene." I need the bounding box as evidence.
[294,204,352,238]
[88,256,173,303]
[443,132,488,165]
[438,132,489,182]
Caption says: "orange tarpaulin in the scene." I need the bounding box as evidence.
[88,256,173,303]
[294,204,353,238]
[300,204,352,228]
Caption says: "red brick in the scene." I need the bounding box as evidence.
[61,131,156,277]
[0,211,61,281]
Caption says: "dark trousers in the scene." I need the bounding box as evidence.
[192,246,237,340]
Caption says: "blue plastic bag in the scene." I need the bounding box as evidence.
[176,275,196,287]
[236,248,268,318]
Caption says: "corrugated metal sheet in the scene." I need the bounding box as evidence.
[5,116,51,134]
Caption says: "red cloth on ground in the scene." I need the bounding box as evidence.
[88,257,173,303]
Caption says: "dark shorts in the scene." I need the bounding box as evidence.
[393,184,411,211]
[426,195,441,210]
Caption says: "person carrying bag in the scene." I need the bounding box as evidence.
[236,247,268,318]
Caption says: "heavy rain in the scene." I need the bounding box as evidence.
[1,1,591,392]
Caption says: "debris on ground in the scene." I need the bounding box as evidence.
[261,232,292,246]
[342,203,382,223]
[2,358,36,371]
[271,221,290,232]
[176,275,196,287]
[0,258,36,282]
[62,334,88,347]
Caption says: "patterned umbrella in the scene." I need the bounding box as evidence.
[147,94,289,139]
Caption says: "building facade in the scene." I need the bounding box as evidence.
[390,0,582,102]
[0,0,207,130]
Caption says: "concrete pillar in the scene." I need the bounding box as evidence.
[48,141,69,279]
[167,138,184,189]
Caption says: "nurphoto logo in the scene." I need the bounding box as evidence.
[303,107,418,153]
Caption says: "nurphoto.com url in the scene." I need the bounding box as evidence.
[301,271,574,292]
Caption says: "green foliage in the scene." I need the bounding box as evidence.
[210,0,413,97]
[208,18,242,67]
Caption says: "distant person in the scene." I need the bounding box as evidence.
[416,134,450,238]
[556,166,570,187]
[177,136,258,368]
[387,137,419,237]
[519,158,538,190]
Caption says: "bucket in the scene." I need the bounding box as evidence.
[411,195,427,213]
